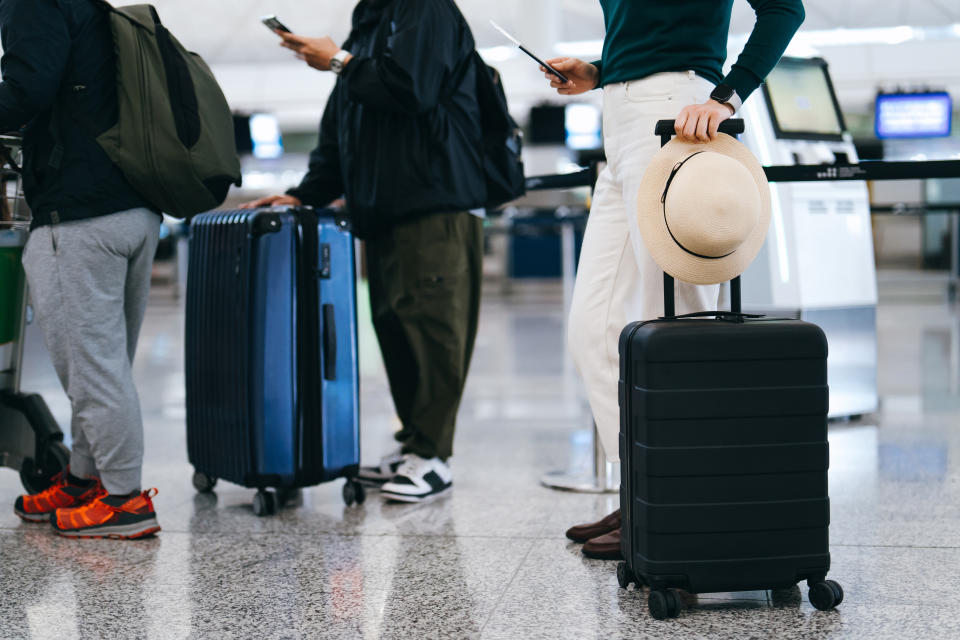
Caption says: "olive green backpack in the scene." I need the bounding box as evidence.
[61,1,242,218]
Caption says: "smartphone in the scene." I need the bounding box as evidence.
[261,15,292,34]
[489,21,569,85]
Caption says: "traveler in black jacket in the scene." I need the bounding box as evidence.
[243,0,485,503]
[1,0,162,537]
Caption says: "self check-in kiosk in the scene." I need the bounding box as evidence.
[739,57,879,419]
[531,54,960,489]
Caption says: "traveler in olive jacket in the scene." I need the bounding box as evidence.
[244,0,484,503]
[1,0,161,538]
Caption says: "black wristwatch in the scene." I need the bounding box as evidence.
[710,83,742,113]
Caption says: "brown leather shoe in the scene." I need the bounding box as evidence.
[565,508,621,543]
[582,528,622,560]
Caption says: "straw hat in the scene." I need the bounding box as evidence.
[636,134,771,285]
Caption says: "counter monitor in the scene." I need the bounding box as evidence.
[762,57,846,141]
[876,92,952,139]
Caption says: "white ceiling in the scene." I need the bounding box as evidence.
[3,1,958,126]
[150,0,960,64]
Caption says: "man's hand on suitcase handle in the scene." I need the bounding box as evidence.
[674,100,735,143]
[239,194,302,210]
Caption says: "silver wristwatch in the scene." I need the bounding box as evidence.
[330,50,351,75]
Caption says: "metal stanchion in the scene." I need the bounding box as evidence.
[522,165,620,494]
[950,211,959,303]
[540,208,619,493]
[540,423,620,493]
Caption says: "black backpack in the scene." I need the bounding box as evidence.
[472,54,526,207]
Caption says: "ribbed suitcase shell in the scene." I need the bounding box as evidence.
[185,208,359,490]
[619,317,831,593]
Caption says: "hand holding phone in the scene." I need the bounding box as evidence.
[261,15,292,34]
[541,58,600,96]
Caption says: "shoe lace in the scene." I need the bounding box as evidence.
[87,488,158,515]
[396,456,427,478]
[71,492,114,519]
[33,471,69,499]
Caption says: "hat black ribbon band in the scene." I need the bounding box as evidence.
[661,151,735,261]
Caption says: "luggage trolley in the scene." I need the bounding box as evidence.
[0,134,70,493]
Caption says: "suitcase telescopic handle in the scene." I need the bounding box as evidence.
[657,118,745,318]
[664,274,742,318]
[655,118,745,146]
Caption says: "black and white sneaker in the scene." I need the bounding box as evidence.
[381,455,453,503]
[357,449,405,488]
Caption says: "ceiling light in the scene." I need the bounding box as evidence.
[554,40,604,58]
[479,46,516,63]
[794,26,916,47]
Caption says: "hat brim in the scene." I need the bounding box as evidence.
[636,134,771,286]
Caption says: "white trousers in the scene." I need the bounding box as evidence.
[568,72,723,463]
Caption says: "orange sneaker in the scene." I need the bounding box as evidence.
[14,472,105,523]
[52,488,161,539]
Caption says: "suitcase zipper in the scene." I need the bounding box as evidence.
[293,209,323,479]
[622,321,645,579]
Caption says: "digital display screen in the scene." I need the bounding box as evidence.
[876,93,952,139]
[763,58,845,141]
[565,104,602,150]
[529,105,566,145]
[250,114,284,159]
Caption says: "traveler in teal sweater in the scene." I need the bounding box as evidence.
[545,0,805,140]
[555,0,804,560]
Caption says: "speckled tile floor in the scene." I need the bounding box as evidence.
[2,277,959,639]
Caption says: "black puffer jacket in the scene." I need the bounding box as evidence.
[0,0,151,229]
[287,0,485,239]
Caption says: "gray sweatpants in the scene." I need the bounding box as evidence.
[22,208,160,495]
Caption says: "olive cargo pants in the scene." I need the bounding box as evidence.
[366,211,482,461]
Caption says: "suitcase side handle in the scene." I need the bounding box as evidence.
[323,304,337,381]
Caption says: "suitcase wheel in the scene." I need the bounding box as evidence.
[191,471,218,494]
[648,589,682,620]
[616,562,637,590]
[342,480,366,506]
[809,579,844,611]
[253,490,277,517]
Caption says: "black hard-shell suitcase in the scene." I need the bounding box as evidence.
[615,120,843,620]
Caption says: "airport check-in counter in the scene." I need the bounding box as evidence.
[739,57,879,419]
[736,57,960,418]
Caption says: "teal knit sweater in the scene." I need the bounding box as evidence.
[593,0,805,99]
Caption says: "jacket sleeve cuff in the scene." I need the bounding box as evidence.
[285,187,309,205]
[722,67,761,103]
[339,55,361,79]
[590,59,603,88]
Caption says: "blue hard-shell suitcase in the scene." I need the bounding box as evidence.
[185,207,363,515]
